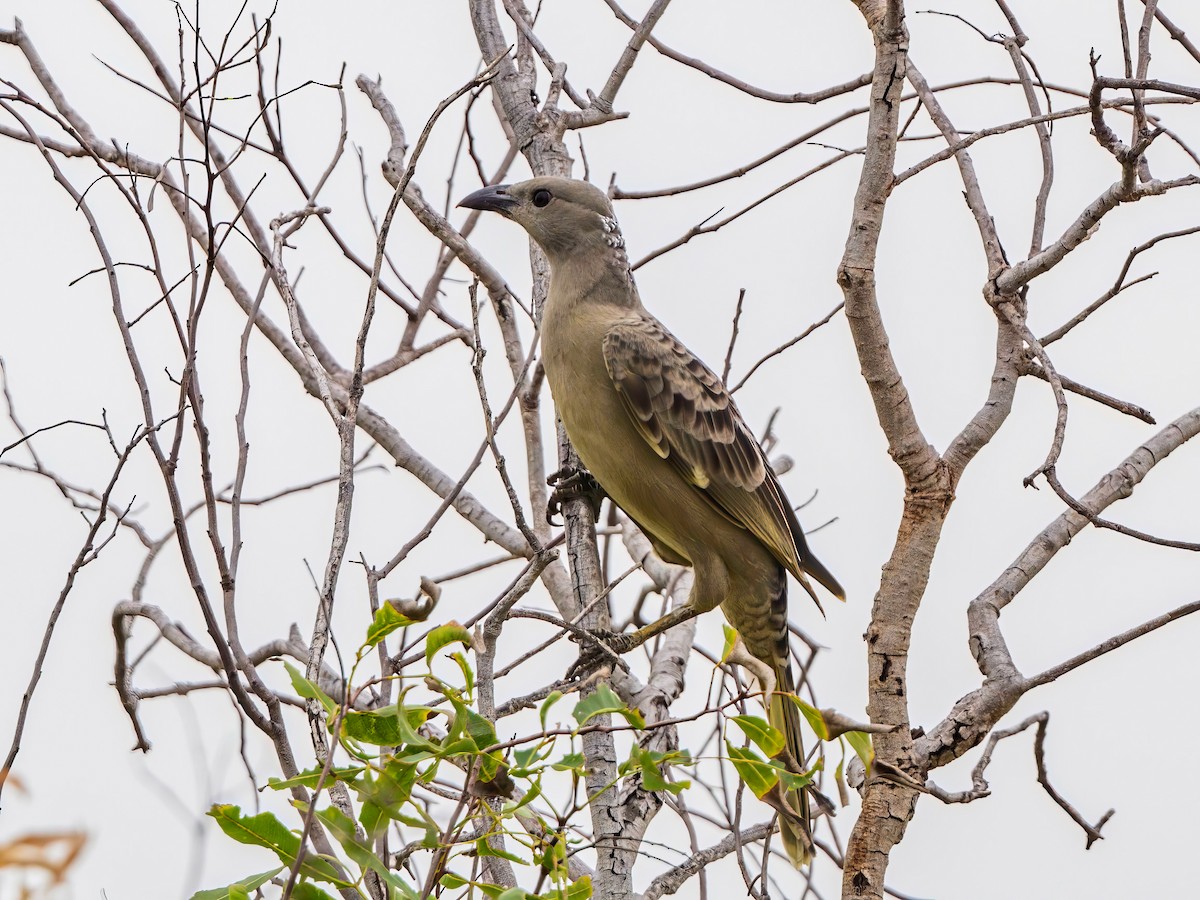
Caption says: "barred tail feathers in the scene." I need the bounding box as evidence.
[769,661,813,867]
[736,568,812,868]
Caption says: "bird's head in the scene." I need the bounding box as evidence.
[458,177,625,265]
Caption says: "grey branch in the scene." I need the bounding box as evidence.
[917,406,1200,771]
[641,823,773,900]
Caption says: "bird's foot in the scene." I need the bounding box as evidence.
[546,465,606,525]
[566,628,634,680]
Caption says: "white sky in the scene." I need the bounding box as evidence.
[1,1,1198,898]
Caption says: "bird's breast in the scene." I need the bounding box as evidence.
[542,311,645,478]
[541,302,697,560]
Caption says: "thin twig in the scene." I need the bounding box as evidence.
[721,288,747,386]
[730,302,844,394]
[1044,467,1200,550]
[1041,225,1200,345]
[2,425,151,791]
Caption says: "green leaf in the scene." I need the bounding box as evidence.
[844,730,875,774]
[725,743,780,799]
[284,662,338,717]
[498,888,529,900]
[343,704,433,748]
[512,749,537,768]
[777,767,815,792]
[441,873,470,890]
[512,746,544,770]
[533,832,568,881]
[441,738,479,757]
[639,763,667,792]
[267,766,363,792]
[343,709,405,746]
[720,624,738,664]
[359,800,386,840]
[551,752,585,773]
[207,805,345,885]
[476,835,528,864]
[425,621,472,666]
[539,690,564,729]
[417,758,441,784]
[539,875,593,900]
[354,759,421,834]
[292,885,336,900]
[365,602,417,649]
[503,781,541,813]
[456,701,498,749]
[477,884,525,899]
[572,683,644,729]
[730,715,785,758]
[451,651,476,696]
[190,867,283,900]
[445,699,505,781]
[316,805,417,896]
[315,804,367,853]
[624,745,666,792]
[629,746,692,794]
[789,695,830,741]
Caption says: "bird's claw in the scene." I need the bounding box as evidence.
[566,628,633,680]
[546,465,606,525]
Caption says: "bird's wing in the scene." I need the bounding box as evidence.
[603,316,831,605]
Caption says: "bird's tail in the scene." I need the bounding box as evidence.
[733,567,815,867]
[769,659,813,867]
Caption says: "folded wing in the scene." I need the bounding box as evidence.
[602,317,843,606]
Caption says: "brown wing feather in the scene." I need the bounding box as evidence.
[603,317,821,597]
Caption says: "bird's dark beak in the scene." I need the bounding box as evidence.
[458,184,518,215]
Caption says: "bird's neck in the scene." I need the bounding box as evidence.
[545,237,640,312]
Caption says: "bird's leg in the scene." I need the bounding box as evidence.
[565,629,632,680]
[546,465,607,524]
[614,604,699,651]
[567,604,699,680]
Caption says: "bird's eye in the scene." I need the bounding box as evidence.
[532,189,553,208]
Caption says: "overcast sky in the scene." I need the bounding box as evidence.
[2,2,1199,898]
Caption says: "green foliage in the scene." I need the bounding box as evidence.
[285,662,337,718]
[539,690,563,729]
[571,683,645,729]
[620,744,692,794]
[730,714,785,757]
[789,694,830,741]
[451,650,476,696]
[724,743,780,799]
[424,621,472,666]
[778,764,817,792]
[720,624,738,663]
[550,876,593,900]
[342,703,437,753]
[364,602,418,649]
[550,752,585,774]
[440,872,470,890]
[206,805,348,886]
[315,804,420,897]
[205,612,618,899]
[209,609,864,900]
[723,742,816,799]
[267,766,364,791]
[291,885,337,900]
[844,729,875,773]
[190,867,282,900]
